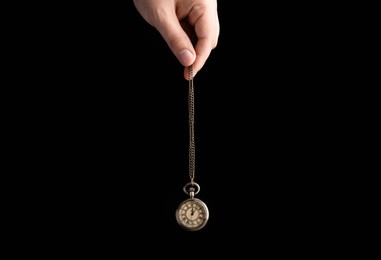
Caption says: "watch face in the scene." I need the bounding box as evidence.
[176,198,209,231]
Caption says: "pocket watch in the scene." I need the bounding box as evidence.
[175,65,209,231]
[176,182,209,231]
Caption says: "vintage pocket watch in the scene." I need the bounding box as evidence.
[175,65,209,231]
[176,183,209,231]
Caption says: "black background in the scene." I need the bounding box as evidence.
[4,1,358,257]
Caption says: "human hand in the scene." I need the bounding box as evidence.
[133,0,220,80]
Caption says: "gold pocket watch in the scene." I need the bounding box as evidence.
[175,65,209,231]
[176,182,209,231]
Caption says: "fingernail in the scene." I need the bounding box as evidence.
[178,49,194,66]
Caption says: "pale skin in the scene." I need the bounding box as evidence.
[133,0,220,80]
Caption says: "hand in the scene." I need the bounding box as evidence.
[133,0,220,80]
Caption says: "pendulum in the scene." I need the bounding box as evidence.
[175,65,209,231]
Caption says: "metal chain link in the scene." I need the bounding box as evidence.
[188,65,196,183]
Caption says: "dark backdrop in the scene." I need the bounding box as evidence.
[7,1,349,257]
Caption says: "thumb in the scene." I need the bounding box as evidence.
[156,16,196,67]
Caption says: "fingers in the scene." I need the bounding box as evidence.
[183,5,220,80]
[183,38,212,80]
[157,15,197,66]
[133,0,196,67]
[186,26,219,79]
[133,0,219,80]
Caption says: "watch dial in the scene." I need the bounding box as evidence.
[176,198,209,231]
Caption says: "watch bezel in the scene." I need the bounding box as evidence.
[175,198,209,231]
